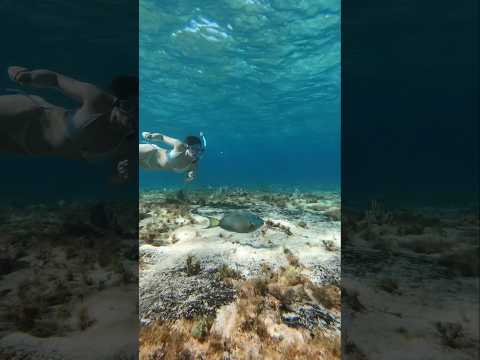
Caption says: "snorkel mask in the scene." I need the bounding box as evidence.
[186,132,207,161]
[113,98,138,116]
[112,97,138,134]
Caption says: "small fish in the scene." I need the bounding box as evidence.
[206,211,264,233]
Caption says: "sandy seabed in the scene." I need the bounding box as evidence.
[0,201,138,359]
[139,188,341,360]
[342,202,479,360]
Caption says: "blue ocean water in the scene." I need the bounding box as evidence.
[0,1,138,203]
[140,0,340,191]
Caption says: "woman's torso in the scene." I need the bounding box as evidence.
[32,100,125,160]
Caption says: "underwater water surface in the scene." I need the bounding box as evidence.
[140,0,340,190]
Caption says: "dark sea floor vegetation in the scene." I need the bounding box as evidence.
[0,201,138,359]
[139,188,341,360]
[342,201,479,360]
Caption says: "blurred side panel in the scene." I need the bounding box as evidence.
[342,0,479,359]
[0,1,139,359]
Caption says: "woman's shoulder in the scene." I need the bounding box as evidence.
[174,142,187,151]
[79,91,114,113]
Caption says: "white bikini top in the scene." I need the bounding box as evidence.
[166,148,191,172]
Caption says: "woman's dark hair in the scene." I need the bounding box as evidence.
[110,75,139,100]
[185,136,201,146]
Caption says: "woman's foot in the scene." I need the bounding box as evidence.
[8,66,28,82]
[142,132,152,141]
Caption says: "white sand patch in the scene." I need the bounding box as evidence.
[0,286,138,359]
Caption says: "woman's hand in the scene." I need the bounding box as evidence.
[8,66,31,85]
[117,159,129,181]
[185,171,196,183]
[142,132,153,141]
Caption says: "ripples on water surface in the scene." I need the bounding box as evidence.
[140,0,340,188]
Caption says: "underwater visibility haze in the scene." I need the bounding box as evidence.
[140,0,340,190]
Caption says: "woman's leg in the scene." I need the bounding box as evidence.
[139,143,165,169]
[0,94,57,155]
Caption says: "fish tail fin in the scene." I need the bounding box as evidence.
[206,217,220,228]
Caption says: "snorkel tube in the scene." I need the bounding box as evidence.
[200,132,207,151]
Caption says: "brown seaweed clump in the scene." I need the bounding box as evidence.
[140,265,340,360]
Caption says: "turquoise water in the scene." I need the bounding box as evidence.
[140,0,340,191]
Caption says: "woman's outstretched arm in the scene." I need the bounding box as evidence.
[8,66,109,104]
[142,131,183,148]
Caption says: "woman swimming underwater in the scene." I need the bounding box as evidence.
[0,66,138,182]
[139,131,206,183]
